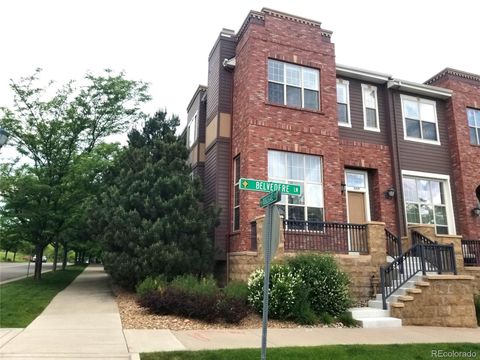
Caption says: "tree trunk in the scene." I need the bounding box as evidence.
[62,244,68,270]
[34,244,43,280]
[13,251,16,262]
[52,241,59,271]
[4,250,7,260]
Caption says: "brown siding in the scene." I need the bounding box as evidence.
[215,139,231,259]
[393,92,452,174]
[219,39,236,114]
[207,45,220,123]
[338,77,389,145]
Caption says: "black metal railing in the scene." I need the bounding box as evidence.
[380,242,457,309]
[385,229,402,258]
[411,230,436,245]
[283,220,368,254]
[462,239,480,266]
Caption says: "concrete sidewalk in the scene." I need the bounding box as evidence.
[0,265,130,359]
[1,265,478,359]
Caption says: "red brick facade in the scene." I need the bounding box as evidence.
[427,71,480,240]
[188,8,480,259]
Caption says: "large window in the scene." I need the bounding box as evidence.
[233,156,240,231]
[268,150,324,222]
[401,96,439,144]
[268,59,319,111]
[336,79,350,126]
[467,108,480,145]
[362,84,379,131]
[187,112,198,148]
[403,175,450,234]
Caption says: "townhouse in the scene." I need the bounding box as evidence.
[184,8,480,293]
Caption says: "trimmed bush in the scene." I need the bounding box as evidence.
[138,276,250,324]
[248,265,305,320]
[136,276,166,297]
[218,281,250,324]
[287,254,351,316]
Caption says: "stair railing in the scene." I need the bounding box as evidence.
[385,229,402,258]
[380,241,457,310]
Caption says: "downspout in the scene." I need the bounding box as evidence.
[386,83,405,238]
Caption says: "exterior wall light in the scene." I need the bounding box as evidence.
[472,206,480,217]
[341,182,346,193]
[0,128,9,148]
[385,187,396,199]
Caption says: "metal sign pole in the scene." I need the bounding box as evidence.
[261,204,273,360]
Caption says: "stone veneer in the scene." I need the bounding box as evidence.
[228,216,387,303]
[391,275,477,328]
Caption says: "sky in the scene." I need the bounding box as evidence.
[1,0,479,158]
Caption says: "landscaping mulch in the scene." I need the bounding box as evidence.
[113,286,348,330]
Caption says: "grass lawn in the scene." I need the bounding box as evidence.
[141,343,480,360]
[0,265,86,328]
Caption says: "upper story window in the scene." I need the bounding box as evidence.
[336,79,351,127]
[187,112,198,148]
[268,59,319,111]
[467,108,480,145]
[401,95,440,145]
[362,84,379,131]
[268,150,324,223]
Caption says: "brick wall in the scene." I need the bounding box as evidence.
[428,74,480,240]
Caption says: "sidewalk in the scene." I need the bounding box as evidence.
[0,265,478,359]
[0,265,130,359]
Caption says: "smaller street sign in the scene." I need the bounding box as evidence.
[259,190,281,208]
[239,178,301,196]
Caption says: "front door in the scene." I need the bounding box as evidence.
[347,192,366,223]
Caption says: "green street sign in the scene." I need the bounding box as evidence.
[239,178,301,196]
[259,190,281,208]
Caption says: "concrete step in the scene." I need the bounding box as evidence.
[349,307,390,319]
[358,317,402,328]
[0,355,131,359]
[368,299,387,309]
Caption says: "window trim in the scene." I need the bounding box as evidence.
[401,95,441,145]
[401,170,456,235]
[467,107,480,146]
[187,111,198,148]
[362,84,380,132]
[267,59,320,111]
[337,79,351,128]
[267,150,324,223]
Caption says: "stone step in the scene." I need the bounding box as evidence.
[358,317,402,328]
[398,295,414,301]
[390,302,405,308]
[406,288,422,294]
[416,281,430,287]
[349,307,390,319]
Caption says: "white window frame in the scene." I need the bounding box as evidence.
[467,108,480,145]
[337,79,351,127]
[362,84,380,132]
[187,112,198,148]
[267,150,324,223]
[267,59,320,111]
[401,170,456,235]
[401,95,441,145]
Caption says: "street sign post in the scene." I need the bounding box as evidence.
[259,190,281,208]
[238,178,302,360]
[239,178,301,196]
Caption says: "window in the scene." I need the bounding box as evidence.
[467,108,480,145]
[401,96,439,144]
[403,176,450,234]
[362,84,379,131]
[233,156,240,231]
[268,59,320,111]
[337,79,350,126]
[268,150,324,222]
[187,112,198,148]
